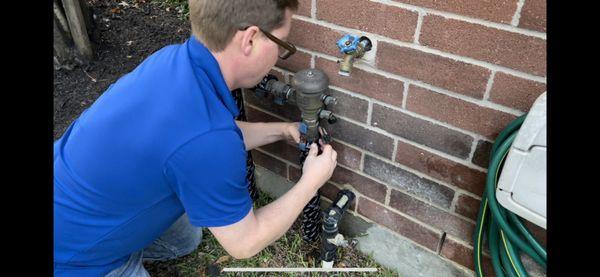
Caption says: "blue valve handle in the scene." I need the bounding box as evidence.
[336,34,361,54]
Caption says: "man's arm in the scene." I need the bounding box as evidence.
[208,143,337,259]
[235,121,299,151]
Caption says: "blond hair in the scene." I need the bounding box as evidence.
[189,0,299,51]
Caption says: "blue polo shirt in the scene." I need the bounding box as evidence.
[54,36,253,276]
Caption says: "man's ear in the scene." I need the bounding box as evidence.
[240,26,260,57]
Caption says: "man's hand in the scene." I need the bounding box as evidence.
[301,143,337,190]
[282,122,301,145]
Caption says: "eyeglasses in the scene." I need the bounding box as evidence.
[239,25,296,60]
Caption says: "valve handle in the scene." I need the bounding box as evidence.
[336,34,361,54]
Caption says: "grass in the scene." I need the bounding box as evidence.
[145,191,398,276]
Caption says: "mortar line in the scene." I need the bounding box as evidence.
[292,16,547,82]
[467,138,478,162]
[366,101,373,125]
[384,186,391,206]
[401,82,409,109]
[449,193,459,213]
[511,0,527,26]
[413,11,425,44]
[310,0,316,19]
[366,0,546,39]
[391,139,398,163]
[483,71,497,101]
[310,54,315,69]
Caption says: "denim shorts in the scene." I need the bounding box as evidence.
[105,214,203,277]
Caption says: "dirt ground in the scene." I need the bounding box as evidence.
[53,1,396,276]
[54,0,191,140]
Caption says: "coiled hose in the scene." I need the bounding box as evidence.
[473,114,547,277]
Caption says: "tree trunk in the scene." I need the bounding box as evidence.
[61,0,93,59]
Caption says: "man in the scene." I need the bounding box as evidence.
[54,0,338,276]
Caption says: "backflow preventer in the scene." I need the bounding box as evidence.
[253,68,339,244]
[252,69,358,267]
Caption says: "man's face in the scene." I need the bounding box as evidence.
[242,9,294,88]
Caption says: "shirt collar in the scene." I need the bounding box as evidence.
[186,35,240,118]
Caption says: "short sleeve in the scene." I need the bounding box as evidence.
[163,129,252,227]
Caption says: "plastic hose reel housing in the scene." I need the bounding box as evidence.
[496,92,547,229]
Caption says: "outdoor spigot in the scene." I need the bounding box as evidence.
[336,34,372,76]
[321,189,356,268]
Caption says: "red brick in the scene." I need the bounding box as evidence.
[276,50,311,73]
[243,89,301,122]
[245,105,283,123]
[489,72,546,112]
[316,0,418,42]
[329,140,362,170]
[440,237,495,275]
[326,88,369,123]
[395,140,486,195]
[406,85,518,139]
[523,219,547,248]
[394,0,518,24]
[289,19,342,57]
[420,15,547,76]
[317,57,405,107]
[357,197,441,251]
[320,182,356,212]
[363,155,455,209]
[260,141,302,165]
[330,166,387,204]
[455,194,481,221]
[251,150,287,178]
[518,0,546,32]
[376,42,490,99]
[472,140,493,168]
[324,118,395,159]
[390,189,475,243]
[296,0,312,17]
[371,104,474,159]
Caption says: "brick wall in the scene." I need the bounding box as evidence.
[244,0,546,273]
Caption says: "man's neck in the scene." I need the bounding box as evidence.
[211,50,238,91]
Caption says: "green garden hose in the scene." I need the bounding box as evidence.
[473,114,547,277]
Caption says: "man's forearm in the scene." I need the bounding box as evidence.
[247,177,319,256]
[235,121,290,150]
